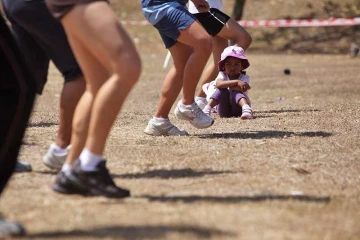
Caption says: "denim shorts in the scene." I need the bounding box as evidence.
[142,1,196,49]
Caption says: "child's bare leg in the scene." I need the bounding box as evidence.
[203,98,218,115]
[217,18,252,50]
[208,98,218,108]
[238,97,249,107]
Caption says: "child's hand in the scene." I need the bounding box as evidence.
[237,81,250,92]
[191,0,210,12]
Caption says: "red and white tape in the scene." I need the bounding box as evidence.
[238,17,360,27]
[121,17,360,27]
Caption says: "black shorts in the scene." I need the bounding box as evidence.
[2,0,83,94]
[45,0,108,20]
[192,8,231,36]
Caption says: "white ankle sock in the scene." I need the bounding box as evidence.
[52,143,68,155]
[242,104,251,109]
[80,148,103,171]
[153,117,168,124]
[203,105,212,113]
[61,163,72,175]
[180,102,194,108]
[195,96,206,102]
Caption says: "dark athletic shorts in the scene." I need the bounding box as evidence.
[2,0,83,94]
[45,0,108,20]
[192,8,231,36]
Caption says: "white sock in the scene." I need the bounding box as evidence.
[203,105,212,113]
[195,96,206,102]
[180,102,195,108]
[153,117,168,124]
[79,148,103,171]
[52,143,68,155]
[61,163,72,175]
[242,104,251,110]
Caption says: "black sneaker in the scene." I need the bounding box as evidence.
[14,161,32,173]
[53,171,90,195]
[0,217,26,238]
[67,160,130,198]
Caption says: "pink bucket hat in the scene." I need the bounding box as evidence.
[218,46,250,71]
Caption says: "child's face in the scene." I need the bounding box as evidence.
[224,57,243,76]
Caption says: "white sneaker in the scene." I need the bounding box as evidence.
[241,107,254,119]
[195,97,208,110]
[42,143,69,170]
[174,101,214,129]
[144,118,188,136]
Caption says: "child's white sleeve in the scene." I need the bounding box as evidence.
[214,72,225,84]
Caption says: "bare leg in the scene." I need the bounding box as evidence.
[55,76,85,148]
[196,36,228,98]
[238,98,249,107]
[61,2,141,164]
[217,18,252,50]
[153,20,212,116]
[154,43,192,118]
[208,98,218,108]
[176,21,212,105]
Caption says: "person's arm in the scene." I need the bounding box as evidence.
[190,0,210,12]
[216,78,250,92]
[229,75,251,92]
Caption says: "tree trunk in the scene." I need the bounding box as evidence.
[232,0,246,20]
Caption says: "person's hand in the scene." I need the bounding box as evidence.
[237,81,250,92]
[191,0,210,12]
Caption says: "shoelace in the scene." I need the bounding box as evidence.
[191,104,207,119]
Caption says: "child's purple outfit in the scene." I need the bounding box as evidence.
[211,88,248,117]
[203,71,251,118]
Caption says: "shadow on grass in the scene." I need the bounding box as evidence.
[195,130,332,139]
[27,225,235,239]
[251,115,272,119]
[255,109,320,114]
[138,194,331,204]
[33,170,57,175]
[113,168,235,179]
[28,122,57,128]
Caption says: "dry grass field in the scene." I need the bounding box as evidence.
[2,51,359,240]
[1,1,360,240]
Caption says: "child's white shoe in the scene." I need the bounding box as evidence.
[202,105,212,116]
[241,107,254,119]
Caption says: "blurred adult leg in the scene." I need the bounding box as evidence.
[0,14,36,238]
[2,0,85,170]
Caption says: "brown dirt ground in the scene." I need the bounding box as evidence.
[1,1,360,240]
[1,49,360,240]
